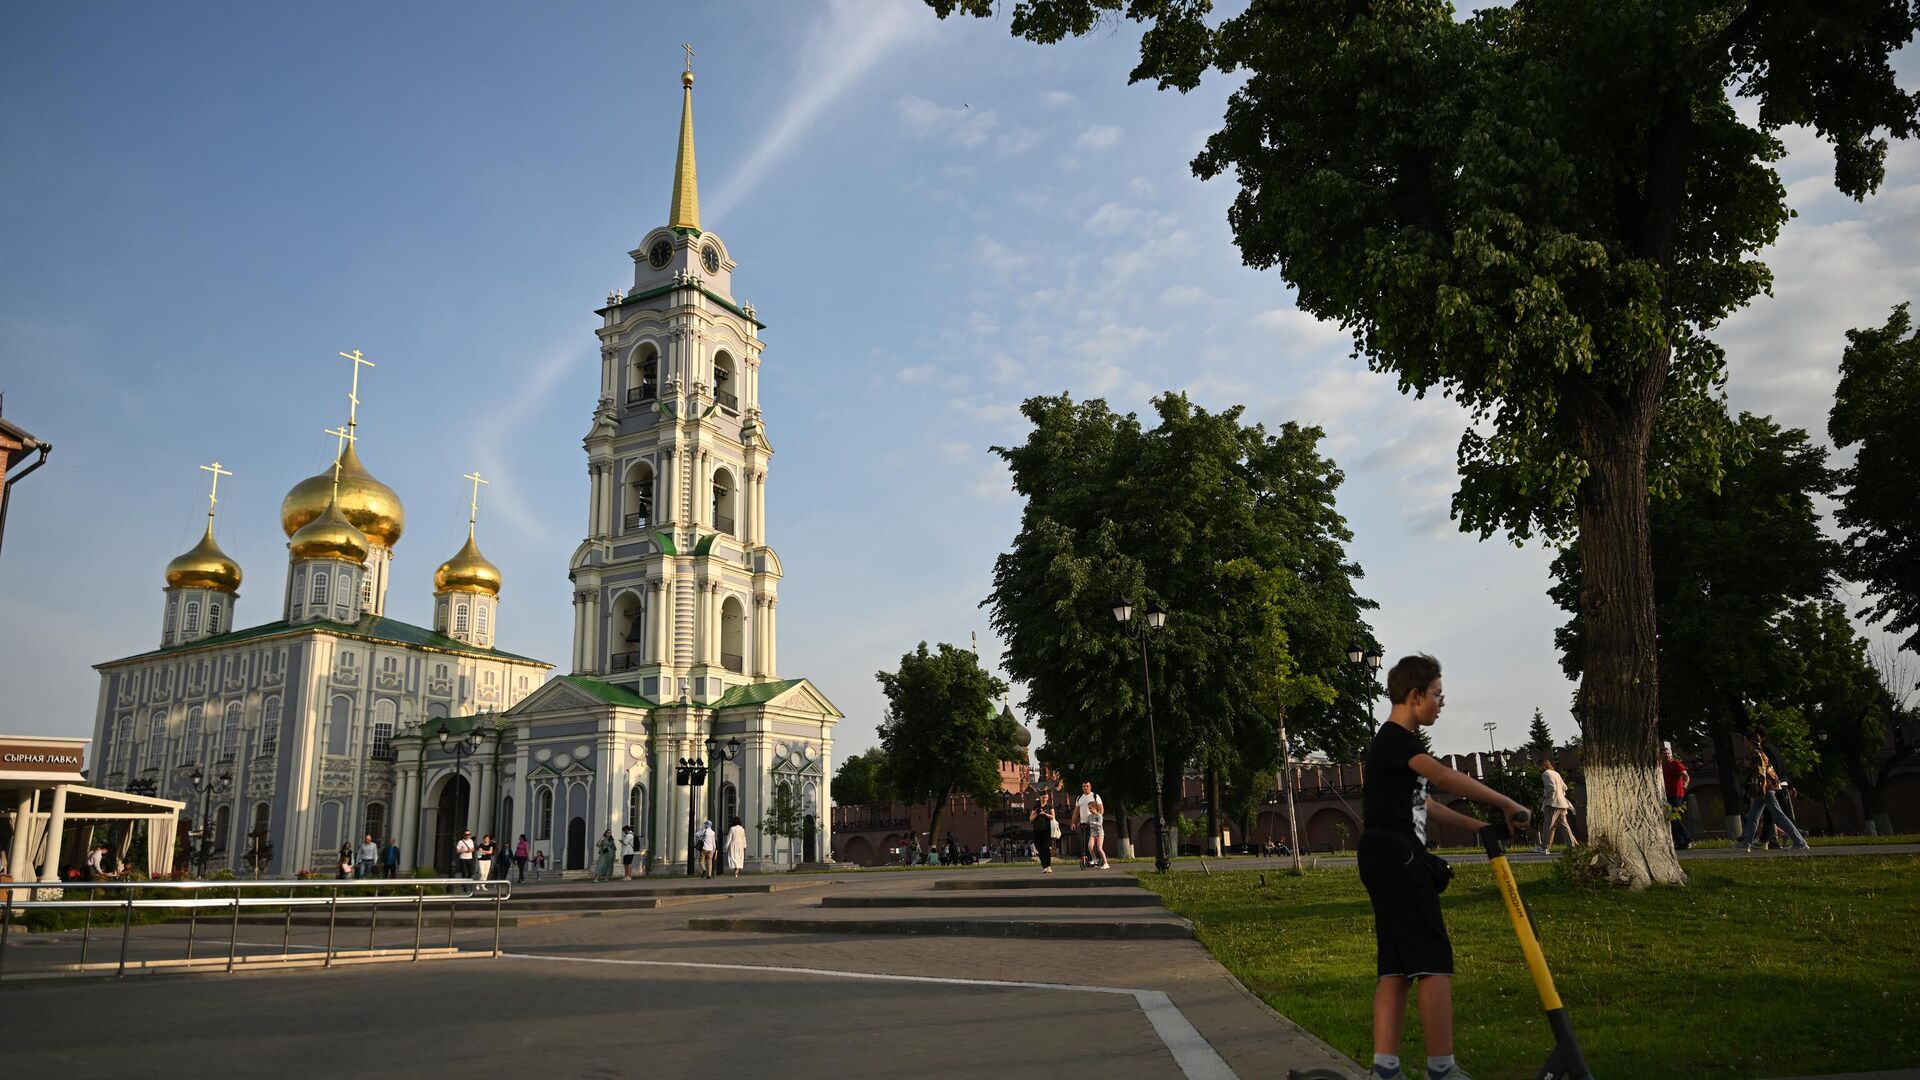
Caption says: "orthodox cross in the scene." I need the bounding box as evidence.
[323,425,355,497]
[682,42,694,74]
[198,461,232,523]
[463,470,489,536]
[337,348,375,433]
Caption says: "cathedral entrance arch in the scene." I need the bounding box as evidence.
[566,817,587,871]
[432,775,471,873]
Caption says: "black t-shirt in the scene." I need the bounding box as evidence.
[1363,721,1431,845]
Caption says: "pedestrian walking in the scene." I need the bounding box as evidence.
[382,837,400,878]
[699,820,718,878]
[1358,653,1529,1080]
[1536,757,1579,853]
[1073,781,1109,869]
[1660,745,1693,850]
[514,834,530,883]
[1031,794,1058,873]
[455,830,476,879]
[591,826,614,880]
[726,816,747,877]
[357,833,379,879]
[1737,731,1810,851]
[476,834,496,881]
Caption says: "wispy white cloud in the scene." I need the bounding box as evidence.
[705,0,932,225]
[1076,124,1123,151]
[1041,90,1076,109]
[1254,306,1351,352]
[471,336,583,541]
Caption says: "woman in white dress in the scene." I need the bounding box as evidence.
[725,816,748,877]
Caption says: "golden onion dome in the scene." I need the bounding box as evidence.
[288,496,370,564]
[281,442,405,547]
[434,533,502,596]
[165,522,243,592]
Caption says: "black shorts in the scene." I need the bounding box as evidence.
[622,854,635,866]
[1357,834,1453,978]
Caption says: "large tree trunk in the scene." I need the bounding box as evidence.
[1575,430,1687,887]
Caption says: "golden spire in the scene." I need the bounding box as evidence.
[167,461,243,592]
[668,43,700,232]
[281,351,405,546]
[435,469,502,596]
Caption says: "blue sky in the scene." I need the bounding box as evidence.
[4,2,1915,759]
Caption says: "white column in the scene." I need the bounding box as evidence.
[8,791,33,899]
[38,784,69,882]
[662,450,678,525]
[477,754,497,838]
[756,473,768,544]
[584,464,598,537]
[397,763,417,869]
[766,599,778,677]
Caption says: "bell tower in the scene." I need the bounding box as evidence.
[567,54,782,705]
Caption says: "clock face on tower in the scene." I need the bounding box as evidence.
[648,240,672,270]
[701,245,720,274]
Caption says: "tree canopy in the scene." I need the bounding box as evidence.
[832,750,894,809]
[986,393,1377,829]
[875,642,1015,848]
[1831,303,1920,653]
[931,0,1919,884]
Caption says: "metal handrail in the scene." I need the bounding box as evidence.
[1,878,510,981]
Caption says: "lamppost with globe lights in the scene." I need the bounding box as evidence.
[1113,596,1171,873]
[439,723,485,871]
[186,765,233,877]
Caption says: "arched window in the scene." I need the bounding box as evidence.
[720,782,738,831]
[612,592,644,670]
[536,786,554,841]
[455,603,469,633]
[364,802,386,846]
[207,602,222,635]
[629,783,647,844]
[180,706,203,765]
[713,352,737,410]
[311,572,330,606]
[251,802,270,840]
[260,695,281,753]
[623,462,655,531]
[221,702,242,760]
[183,601,201,635]
[360,575,373,610]
[213,804,232,855]
[711,467,736,535]
[720,595,745,673]
[436,600,448,632]
[477,604,489,636]
[371,699,397,760]
[628,346,659,405]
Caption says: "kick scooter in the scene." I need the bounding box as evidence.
[1288,818,1594,1080]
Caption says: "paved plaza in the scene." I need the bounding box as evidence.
[8,852,1918,1079]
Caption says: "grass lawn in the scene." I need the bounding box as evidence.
[1142,854,1920,1079]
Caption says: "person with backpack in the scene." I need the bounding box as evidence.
[1031,793,1058,874]
[454,830,476,879]
[1736,731,1809,852]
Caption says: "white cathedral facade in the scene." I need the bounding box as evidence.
[90,64,841,875]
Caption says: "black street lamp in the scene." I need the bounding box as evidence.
[186,764,233,878]
[676,754,709,875]
[1350,645,1384,723]
[439,723,485,871]
[705,735,742,870]
[1114,595,1171,873]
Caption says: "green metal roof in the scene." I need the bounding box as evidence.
[596,282,766,329]
[557,675,657,709]
[709,678,805,710]
[96,614,553,669]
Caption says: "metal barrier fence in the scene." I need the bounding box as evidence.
[0,878,511,980]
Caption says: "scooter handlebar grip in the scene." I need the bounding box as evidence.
[1480,824,1506,859]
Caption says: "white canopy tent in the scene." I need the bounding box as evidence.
[3,737,182,894]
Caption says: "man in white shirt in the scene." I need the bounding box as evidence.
[1073,781,1109,869]
[455,830,476,879]
[620,825,637,880]
[357,834,379,879]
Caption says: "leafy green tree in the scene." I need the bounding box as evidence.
[932,0,1919,886]
[1831,304,1920,653]
[986,394,1378,840]
[759,779,804,843]
[1527,708,1555,757]
[832,750,893,808]
[875,642,1014,853]
[1776,601,1907,833]
[1551,414,1840,832]
[1475,761,1545,827]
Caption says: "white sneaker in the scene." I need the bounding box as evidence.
[1099,862,1111,869]
[1427,1064,1475,1080]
